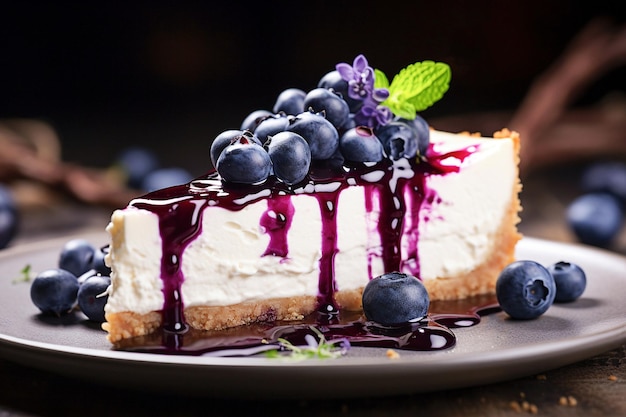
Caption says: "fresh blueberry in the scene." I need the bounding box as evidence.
[286,110,339,160]
[0,185,19,250]
[210,130,262,168]
[30,269,80,316]
[77,275,111,322]
[362,272,430,326]
[273,88,306,115]
[580,161,626,204]
[116,147,160,189]
[240,109,272,132]
[265,131,311,185]
[317,70,361,112]
[547,261,587,303]
[59,239,96,277]
[303,88,350,129]
[253,113,291,143]
[496,260,556,320]
[343,114,357,131]
[375,120,420,160]
[339,126,384,162]
[141,167,194,192]
[566,192,623,247]
[216,135,272,184]
[91,245,112,276]
[396,115,430,158]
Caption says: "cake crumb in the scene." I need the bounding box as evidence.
[510,400,538,414]
[559,395,578,407]
[386,349,400,359]
[509,401,522,412]
[608,375,618,381]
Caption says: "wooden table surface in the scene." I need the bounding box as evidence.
[0,166,624,417]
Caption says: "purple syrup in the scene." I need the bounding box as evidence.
[114,299,502,355]
[260,194,295,257]
[126,145,479,353]
[316,189,342,314]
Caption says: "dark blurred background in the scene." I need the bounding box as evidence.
[1,1,625,177]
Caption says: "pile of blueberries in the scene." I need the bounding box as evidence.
[566,161,626,248]
[210,70,430,186]
[29,239,111,323]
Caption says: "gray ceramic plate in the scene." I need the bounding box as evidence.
[0,232,624,399]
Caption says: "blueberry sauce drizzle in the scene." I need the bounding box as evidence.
[125,144,478,354]
[260,194,294,257]
[116,299,501,355]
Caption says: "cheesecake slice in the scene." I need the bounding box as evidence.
[103,129,521,342]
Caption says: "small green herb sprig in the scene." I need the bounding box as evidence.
[375,61,451,120]
[265,326,350,360]
[13,264,33,284]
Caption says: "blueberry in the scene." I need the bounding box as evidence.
[273,88,306,115]
[59,239,96,277]
[339,126,384,162]
[77,275,111,322]
[396,115,430,158]
[265,131,311,185]
[30,269,79,316]
[141,167,193,192]
[547,261,586,303]
[116,147,160,189]
[216,135,272,184]
[240,109,272,132]
[496,260,556,320]
[580,161,626,204]
[0,185,19,250]
[91,245,112,276]
[375,120,420,160]
[253,113,290,143]
[210,130,262,168]
[566,192,623,247]
[303,88,350,129]
[343,114,357,131]
[362,272,430,326]
[286,110,339,160]
[317,70,361,112]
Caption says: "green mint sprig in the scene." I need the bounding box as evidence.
[264,327,349,360]
[375,61,451,120]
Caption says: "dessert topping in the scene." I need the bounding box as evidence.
[213,54,451,185]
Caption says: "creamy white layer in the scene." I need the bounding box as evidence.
[104,131,517,316]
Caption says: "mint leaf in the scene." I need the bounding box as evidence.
[374,68,390,89]
[383,61,451,118]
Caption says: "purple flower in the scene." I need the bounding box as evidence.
[336,54,392,129]
[354,104,393,128]
[336,54,375,101]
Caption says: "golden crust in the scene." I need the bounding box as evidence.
[103,311,161,342]
[104,131,522,343]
